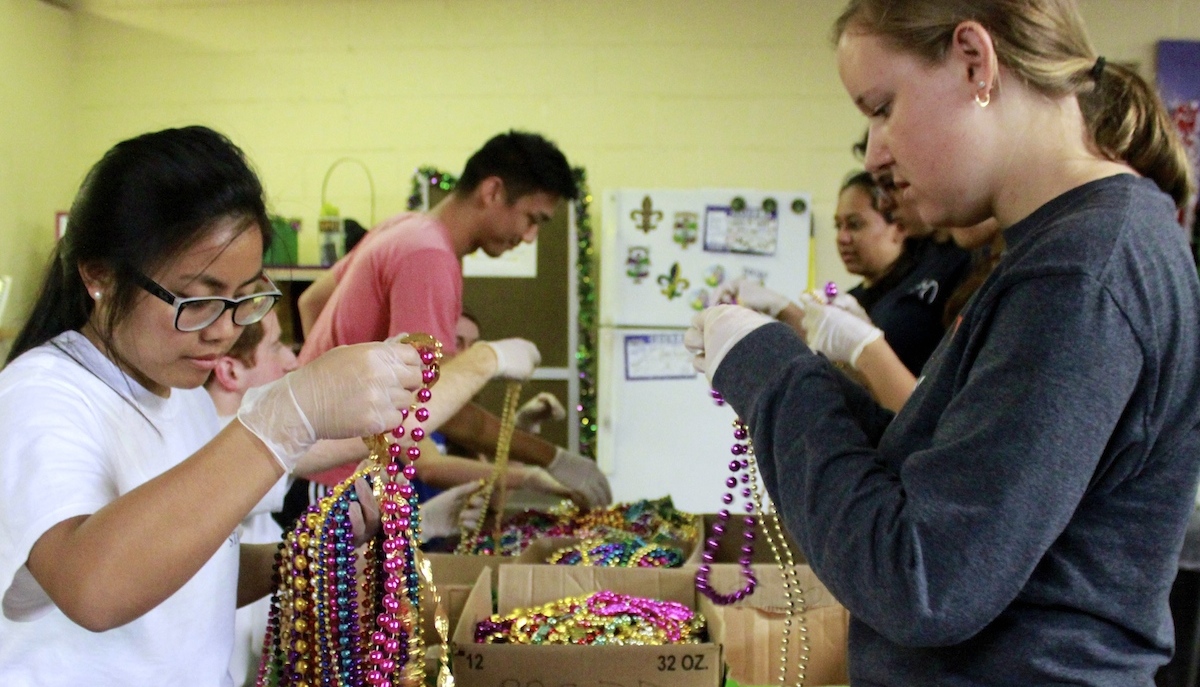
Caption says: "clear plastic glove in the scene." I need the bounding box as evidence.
[547,448,612,509]
[417,481,484,542]
[347,478,380,547]
[798,293,883,368]
[683,304,776,383]
[480,338,541,380]
[237,342,424,472]
[713,277,792,317]
[514,392,566,433]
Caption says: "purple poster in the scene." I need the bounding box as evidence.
[1157,40,1200,231]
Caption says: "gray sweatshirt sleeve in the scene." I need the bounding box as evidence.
[714,273,1143,647]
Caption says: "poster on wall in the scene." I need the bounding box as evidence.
[1156,40,1200,243]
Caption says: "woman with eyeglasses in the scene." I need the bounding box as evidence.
[0,126,428,685]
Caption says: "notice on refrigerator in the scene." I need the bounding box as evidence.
[624,333,696,380]
[703,206,779,255]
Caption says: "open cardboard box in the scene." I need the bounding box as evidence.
[419,552,512,642]
[691,514,850,686]
[451,564,723,687]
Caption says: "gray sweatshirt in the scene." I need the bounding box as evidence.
[715,175,1200,686]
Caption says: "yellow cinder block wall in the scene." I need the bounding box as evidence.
[3,0,1200,358]
[0,0,73,361]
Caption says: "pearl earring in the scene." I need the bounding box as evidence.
[93,291,102,299]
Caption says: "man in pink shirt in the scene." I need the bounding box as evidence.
[298,131,611,508]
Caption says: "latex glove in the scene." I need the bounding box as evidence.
[514,392,566,433]
[456,482,489,537]
[237,342,424,472]
[831,293,871,323]
[713,277,792,317]
[417,481,484,542]
[547,448,612,509]
[515,465,587,504]
[481,338,541,380]
[683,304,776,383]
[347,478,380,547]
[798,293,883,368]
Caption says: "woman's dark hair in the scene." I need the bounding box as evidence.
[456,130,578,202]
[840,169,893,219]
[7,126,271,363]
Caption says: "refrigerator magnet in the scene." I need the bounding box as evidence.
[704,264,726,288]
[625,246,651,283]
[689,288,711,311]
[702,205,780,256]
[630,195,663,234]
[672,211,699,249]
[624,333,696,380]
[657,262,689,300]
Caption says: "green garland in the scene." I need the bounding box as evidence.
[405,166,598,459]
[572,168,598,459]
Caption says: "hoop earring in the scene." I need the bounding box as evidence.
[975,81,991,108]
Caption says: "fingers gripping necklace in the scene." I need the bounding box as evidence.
[697,391,810,687]
[258,334,451,687]
[454,380,522,554]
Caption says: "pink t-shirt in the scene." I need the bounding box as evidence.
[299,213,462,486]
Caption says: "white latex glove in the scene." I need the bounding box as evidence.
[683,304,776,383]
[480,338,541,380]
[237,342,424,472]
[417,481,484,542]
[713,277,792,317]
[456,482,488,537]
[831,293,871,323]
[547,448,612,509]
[514,392,566,433]
[515,465,587,504]
[798,293,883,368]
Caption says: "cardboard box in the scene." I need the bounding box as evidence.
[419,552,512,643]
[692,514,850,686]
[451,564,723,687]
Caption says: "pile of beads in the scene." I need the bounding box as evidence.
[462,497,699,557]
[474,591,706,646]
[258,334,443,687]
[546,534,685,568]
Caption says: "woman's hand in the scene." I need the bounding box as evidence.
[237,342,425,472]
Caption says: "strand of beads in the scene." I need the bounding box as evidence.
[744,450,810,687]
[455,380,522,553]
[366,333,442,687]
[474,591,706,646]
[694,391,758,604]
[257,333,442,687]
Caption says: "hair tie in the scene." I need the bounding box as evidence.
[1090,56,1107,82]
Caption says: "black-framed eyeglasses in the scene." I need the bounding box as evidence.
[131,271,282,333]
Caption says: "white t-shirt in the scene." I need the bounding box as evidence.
[0,331,238,686]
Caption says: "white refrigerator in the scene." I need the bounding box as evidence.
[597,188,812,513]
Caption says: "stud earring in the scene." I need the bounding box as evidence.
[93,291,102,299]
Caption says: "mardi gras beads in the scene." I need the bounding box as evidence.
[474,591,706,646]
[698,389,809,687]
[545,535,685,568]
[258,334,443,687]
[455,380,522,554]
